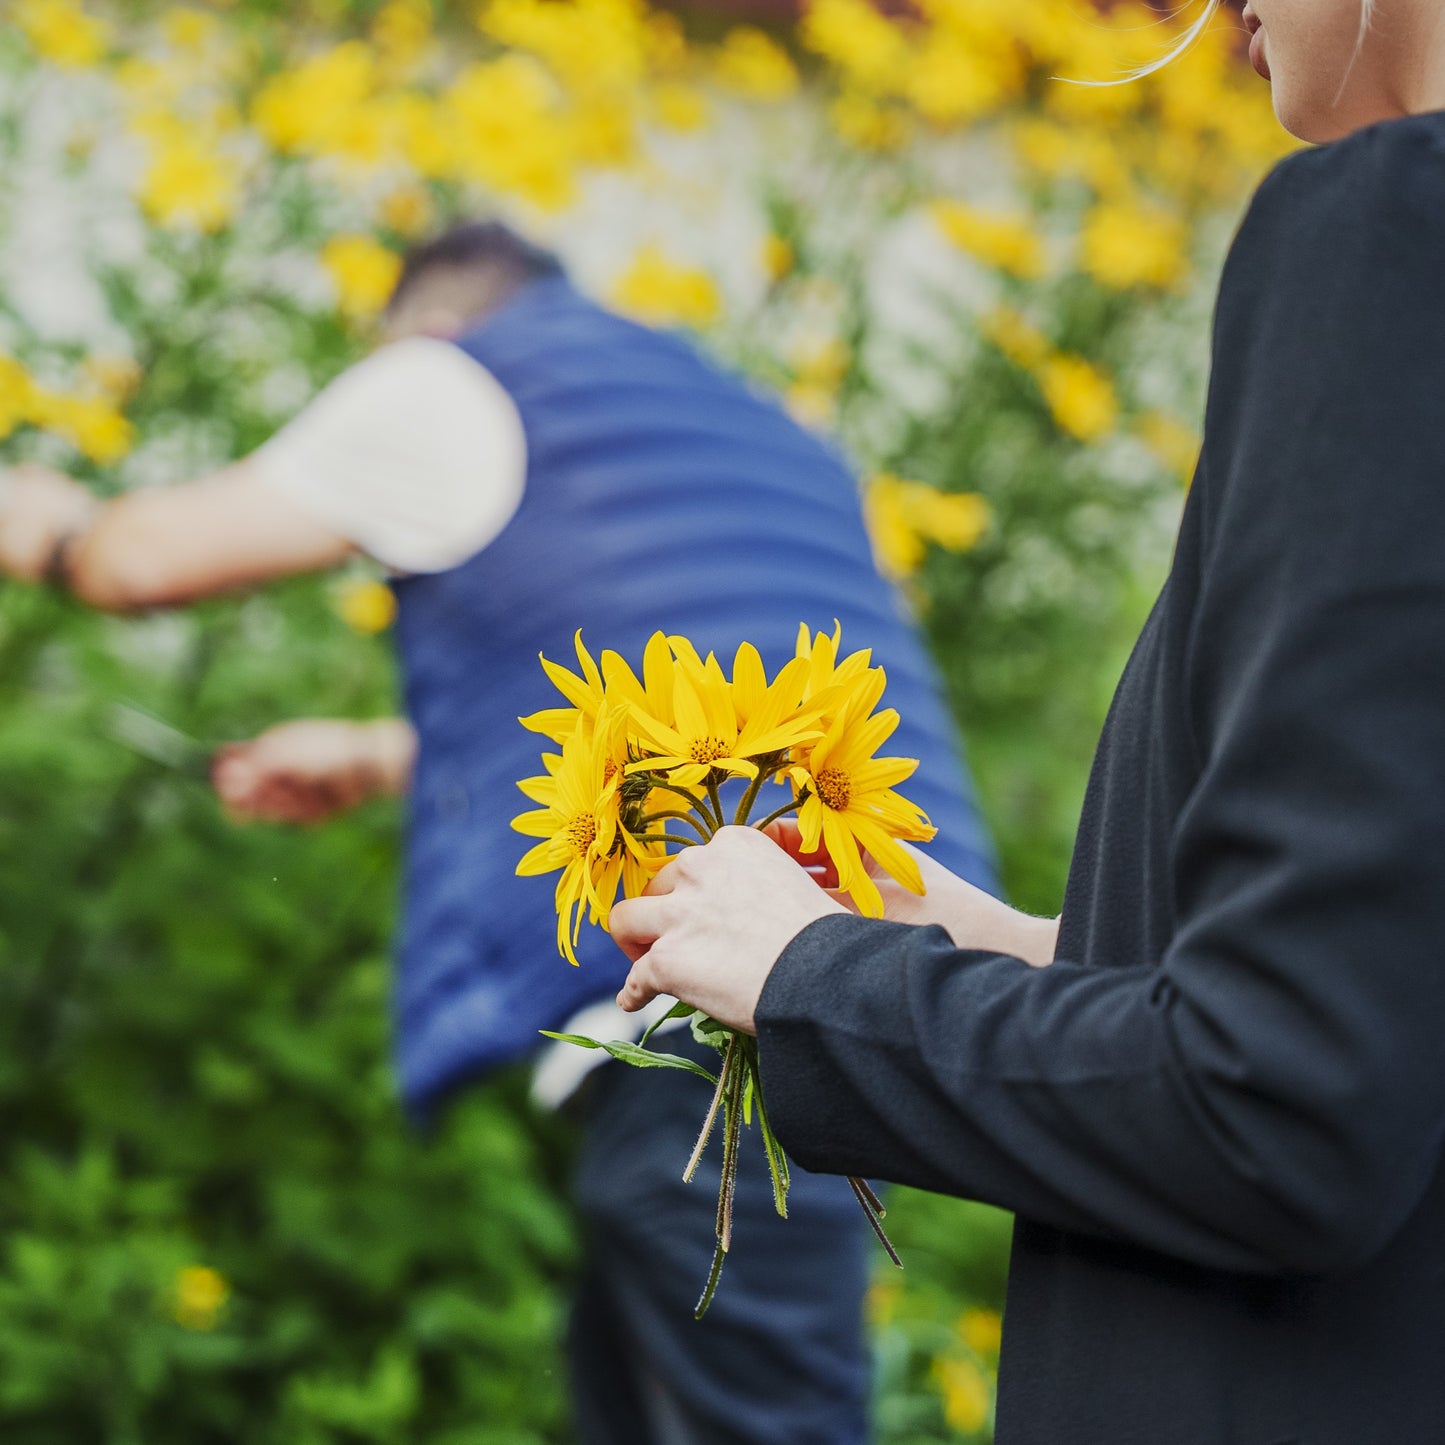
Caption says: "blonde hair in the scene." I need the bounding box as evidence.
[1067,0,1378,88]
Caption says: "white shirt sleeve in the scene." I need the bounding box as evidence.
[250,336,527,575]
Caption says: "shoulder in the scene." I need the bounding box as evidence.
[1234,114,1445,272]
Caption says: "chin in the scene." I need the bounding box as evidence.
[1273,86,1362,145]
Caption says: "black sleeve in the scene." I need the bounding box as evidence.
[756,118,1445,1278]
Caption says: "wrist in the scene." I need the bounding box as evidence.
[354,719,416,798]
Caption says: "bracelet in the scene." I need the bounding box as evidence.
[42,528,87,591]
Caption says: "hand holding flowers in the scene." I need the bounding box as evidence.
[513,622,935,1312]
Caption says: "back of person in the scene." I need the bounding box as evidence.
[394,271,995,1113]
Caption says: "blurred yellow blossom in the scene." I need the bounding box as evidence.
[934,1355,993,1434]
[81,355,143,401]
[251,42,377,157]
[371,0,432,70]
[981,307,1049,369]
[138,138,242,232]
[1080,201,1189,290]
[960,1306,1003,1357]
[336,578,398,634]
[801,0,909,96]
[650,81,708,133]
[828,92,908,152]
[932,201,1046,281]
[0,358,37,440]
[322,235,402,320]
[713,28,799,103]
[480,0,651,95]
[378,184,434,238]
[172,1265,230,1331]
[611,246,721,330]
[160,7,220,54]
[762,234,795,285]
[1140,411,1202,483]
[866,474,991,582]
[445,56,580,210]
[1038,354,1118,442]
[15,0,111,68]
[28,392,136,464]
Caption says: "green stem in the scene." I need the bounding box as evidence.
[849,1177,903,1268]
[732,761,787,827]
[694,1236,728,1321]
[646,780,720,834]
[751,796,803,833]
[707,776,725,833]
[684,1044,732,1183]
[651,834,701,849]
[717,1043,744,1254]
[635,809,711,841]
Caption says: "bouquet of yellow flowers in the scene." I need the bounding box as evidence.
[514,622,935,1314]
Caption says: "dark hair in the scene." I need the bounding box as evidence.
[388,221,565,312]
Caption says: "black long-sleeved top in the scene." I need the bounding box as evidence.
[756,114,1445,1444]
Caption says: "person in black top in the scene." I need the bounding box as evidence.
[606,2,1445,1441]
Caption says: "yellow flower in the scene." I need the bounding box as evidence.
[172,1265,230,1332]
[932,200,1046,281]
[519,630,612,744]
[1079,201,1189,291]
[611,246,721,330]
[934,1355,992,1434]
[15,0,111,69]
[0,357,37,440]
[371,0,433,69]
[960,1306,1003,1357]
[865,475,991,581]
[321,235,402,321]
[627,643,821,789]
[713,27,799,103]
[160,8,219,54]
[138,139,242,233]
[980,307,1048,370]
[251,43,377,157]
[1139,411,1201,484]
[789,665,935,919]
[795,620,875,705]
[1037,354,1118,442]
[514,715,633,963]
[27,392,135,464]
[828,92,909,151]
[335,579,397,635]
[801,0,909,95]
[378,184,434,238]
[651,81,709,133]
[762,234,795,284]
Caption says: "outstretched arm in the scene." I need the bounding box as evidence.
[213,718,417,825]
[0,460,354,611]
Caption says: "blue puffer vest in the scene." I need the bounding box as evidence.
[391,276,995,1115]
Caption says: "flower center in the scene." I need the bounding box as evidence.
[815,766,852,811]
[566,813,598,858]
[689,737,731,766]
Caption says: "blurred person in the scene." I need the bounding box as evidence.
[605,2,1445,1443]
[0,223,996,1445]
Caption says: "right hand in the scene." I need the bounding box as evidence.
[213,719,413,825]
[765,819,1060,967]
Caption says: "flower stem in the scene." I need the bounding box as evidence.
[635,809,711,840]
[848,1176,903,1268]
[732,761,786,827]
[751,796,803,833]
[645,781,720,833]
[707,776,725,833]
[684,1045,731,1183]
[651,834,702,849]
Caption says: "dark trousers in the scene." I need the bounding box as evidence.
[567,1032,872,1445]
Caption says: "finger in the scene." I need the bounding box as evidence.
[609,894,672,960]
[616,952,663,1013]
[639,855,687,898]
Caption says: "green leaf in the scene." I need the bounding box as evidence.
[538,1032,719,1084]
[640,1000,696,1048]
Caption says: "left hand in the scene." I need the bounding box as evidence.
[0,465,97,582]
[611,826,848,1034]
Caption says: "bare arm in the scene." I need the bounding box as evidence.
[0,461,355,610]
[213,718,417,825]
